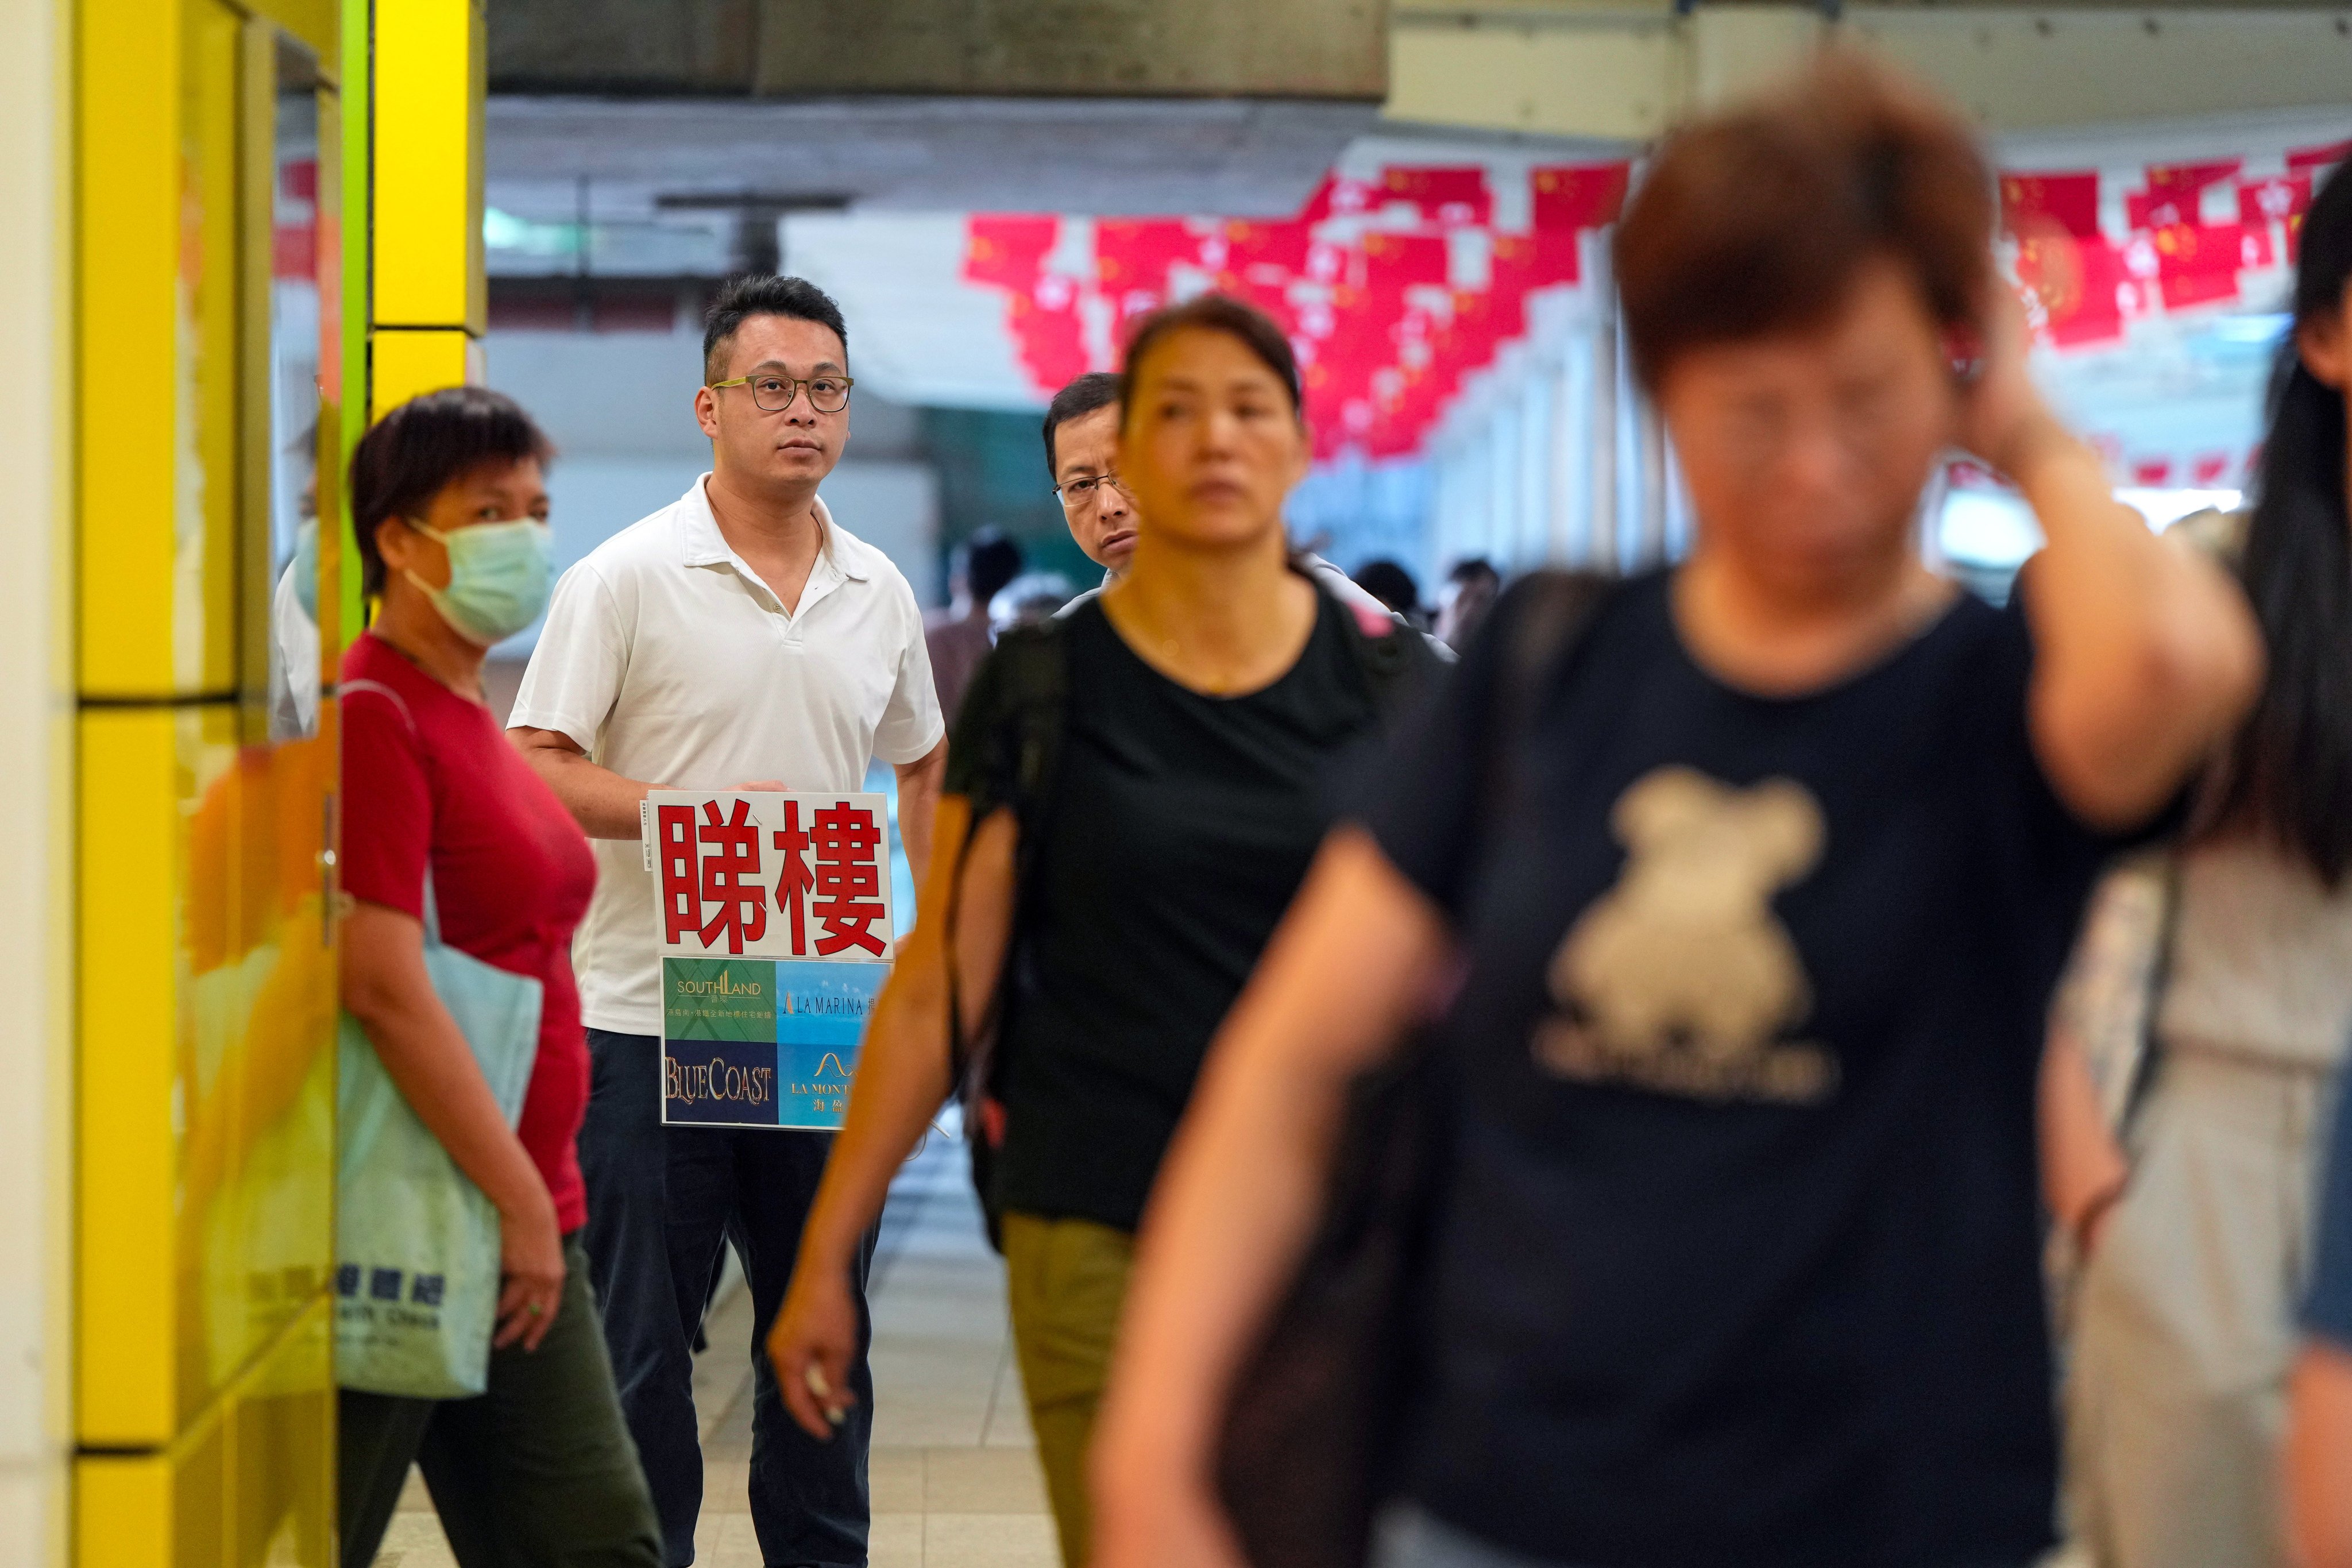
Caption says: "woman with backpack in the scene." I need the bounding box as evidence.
[2049,157,2352,1568]
[765,293,1445,1565]
[1087,57,2264,1568]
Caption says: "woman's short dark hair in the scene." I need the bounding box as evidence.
[1119,294,1303,422]
[350,386,554,598]
[1614,52,1992,392]
[2202,159,2352,884]
[703,274,849,383]
[1042,372,1122,477]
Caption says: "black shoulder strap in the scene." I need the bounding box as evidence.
[1478,569,1617,820]
[944,619,1071,1106]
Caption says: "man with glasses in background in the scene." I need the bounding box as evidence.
[1042,372,1138,597]
[1041,368,1434,635]
[509,275,946,1568]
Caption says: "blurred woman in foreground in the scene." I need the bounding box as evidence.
[1091,56,2262,1568]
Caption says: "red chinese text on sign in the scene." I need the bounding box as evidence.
[696,798,767,956]
[811,804,889,957]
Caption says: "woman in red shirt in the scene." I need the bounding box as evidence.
[336,387,660,1568]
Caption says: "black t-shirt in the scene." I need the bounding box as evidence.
[949,591,1388,1233]
[1361,571,2128,1568]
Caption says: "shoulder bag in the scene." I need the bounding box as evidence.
[1214,570,1615,1568]
[335,679,544,1399]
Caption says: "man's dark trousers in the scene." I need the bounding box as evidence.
[582,1029,876,1568]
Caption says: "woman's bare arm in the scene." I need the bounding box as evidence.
[2011,431,2262,829]
[1091,828,1453,1568]
[342,901,566,1349]
[1958,292,2263,830]
[2289,1341,2352,1568]
[770,793,1017,1434]
[2038,1030,2131,1254]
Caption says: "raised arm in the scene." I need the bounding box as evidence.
[768,791,1016,1435]
[1962,292,2264,829]
[1091,828,1453,1568]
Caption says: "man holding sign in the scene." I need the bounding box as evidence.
[511,275,944,1568]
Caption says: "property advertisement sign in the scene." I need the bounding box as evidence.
[642,790,896,1130]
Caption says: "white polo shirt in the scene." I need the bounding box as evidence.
[510,475,944,1036]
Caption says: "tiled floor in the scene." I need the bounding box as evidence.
[377,1130,1058,1568]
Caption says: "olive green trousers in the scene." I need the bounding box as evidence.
[1002,1211,1137,1568]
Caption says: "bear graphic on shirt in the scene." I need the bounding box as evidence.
[1533,766,1839,1104]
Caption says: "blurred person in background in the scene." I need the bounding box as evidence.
[928,528,1026,725]
[766,295,1445,1567]
[2054,159,2352,1568]
[1351,558,1423,626]
[989,569,1077,633]
[337,388,661,1568]
[1435,557,1502,651]
[2289,1064,2352,1568]
[508,275,947,1568]
[1090,55,2262,1568]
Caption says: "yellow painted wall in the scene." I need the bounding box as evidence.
[65,0,488,1556]
[72,0,353,1562]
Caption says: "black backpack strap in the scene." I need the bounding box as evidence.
[943,620,1071,1250]
[1474,569,1617,837]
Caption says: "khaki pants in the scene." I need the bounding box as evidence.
[1003,1211,1136,1568]
[2065,1051,2339,1568]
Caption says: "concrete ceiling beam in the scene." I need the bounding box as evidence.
[488,0,1389,99]
[1387,2,2352,139]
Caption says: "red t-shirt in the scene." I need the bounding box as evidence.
[341,633,598,1232]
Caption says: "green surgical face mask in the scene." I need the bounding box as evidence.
[404,517,556,646]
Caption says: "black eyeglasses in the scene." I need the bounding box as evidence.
[708,371,855,414]
[1053,473,1131,511]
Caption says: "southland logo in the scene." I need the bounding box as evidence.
[676,969,762,998]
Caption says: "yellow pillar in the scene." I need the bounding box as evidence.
[71,0,348,1562]
[370,0,486,414]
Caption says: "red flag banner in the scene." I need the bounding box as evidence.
[1531,164,1631,231]
[1006,292,1090,392]
[2147,221,2266,311]
[1095,219,1200,293]
[2289,139,2352,171]
[2015,232,2127,349]
[2001,172,2102,241]
[2126,160,2243,230]
[1360,231,1451,295]
[1219,219,1313,285]
[2241,173,2315,227]
[1379,165,1493,227]
[1492,230,1582,291]
[963,215,1058,291]
[1295,173,1378,225]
